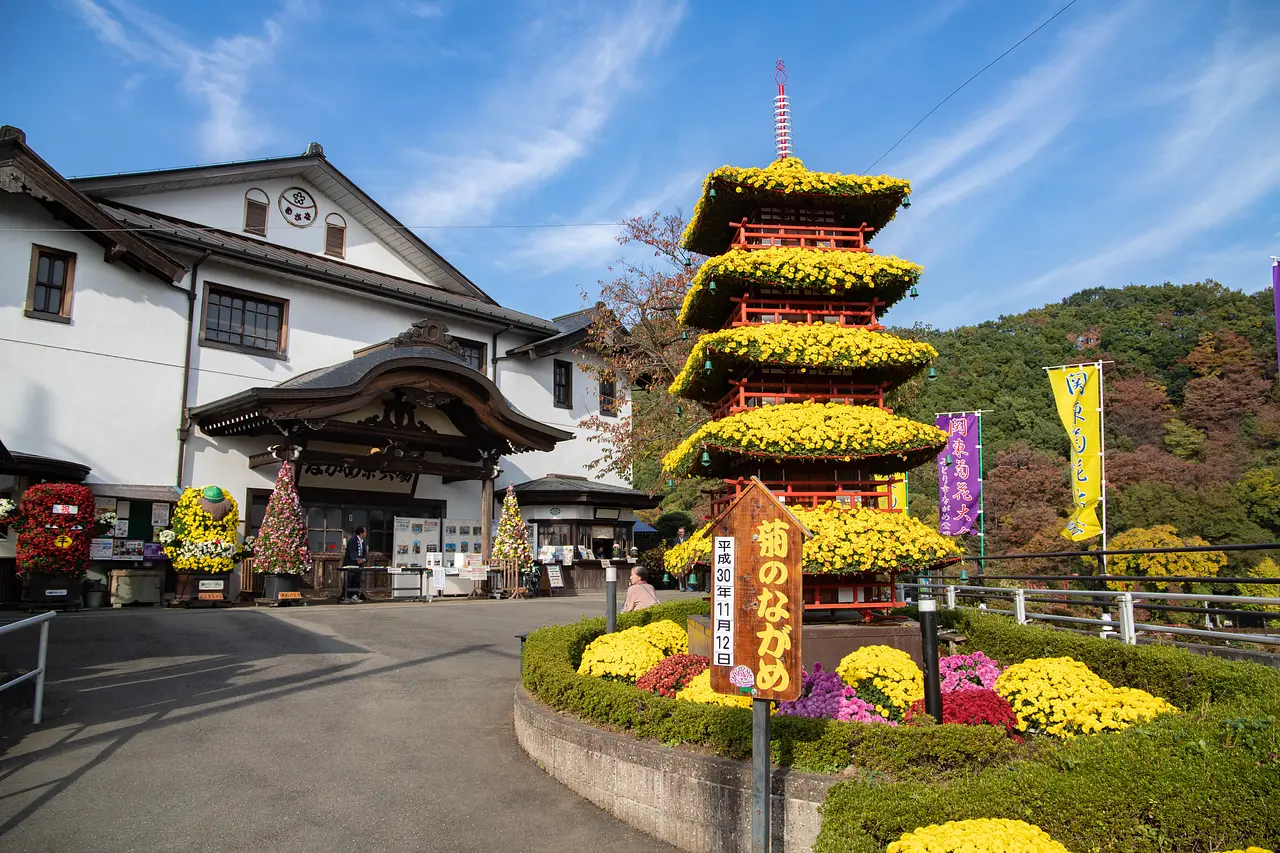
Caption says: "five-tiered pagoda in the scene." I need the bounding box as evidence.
[664,62,960,615]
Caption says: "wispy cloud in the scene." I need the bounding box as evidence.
[70,0,301,160]
[396,1,686,226]
[884,2,1141,231]
[499,168,702,277]
[1014,27,1280,301]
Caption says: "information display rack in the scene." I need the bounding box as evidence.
[391,517,441,599]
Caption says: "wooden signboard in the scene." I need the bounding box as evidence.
[709,478,808,703]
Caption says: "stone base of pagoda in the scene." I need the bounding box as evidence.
[688,614,923,671]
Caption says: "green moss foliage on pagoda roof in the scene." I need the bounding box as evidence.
[681,158,911,257]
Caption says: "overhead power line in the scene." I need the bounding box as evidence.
[861,0,1082,174]
[0,222,619,234]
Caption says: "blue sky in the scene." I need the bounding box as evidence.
[6,0,1280,328]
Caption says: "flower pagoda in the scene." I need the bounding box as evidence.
[663,62,959,614]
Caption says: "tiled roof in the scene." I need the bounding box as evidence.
[99,202,559,334]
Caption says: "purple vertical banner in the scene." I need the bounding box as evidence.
[1273,258,1279,376]
[936,414,981,536]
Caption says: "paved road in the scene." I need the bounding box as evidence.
[0,596,680,852]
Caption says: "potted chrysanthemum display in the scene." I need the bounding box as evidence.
[162,485,251,605]
[252,462,310,602]
[1,483,111,607]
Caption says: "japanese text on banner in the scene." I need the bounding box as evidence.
[1048,364,1103,541]
[935,414,981,536]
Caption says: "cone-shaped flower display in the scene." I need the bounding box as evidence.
[492,485,533,568]
[666,141,958,610]
[254,461,309,575]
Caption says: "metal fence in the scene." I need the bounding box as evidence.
[0,610,54,724]
[899,541,1280,648]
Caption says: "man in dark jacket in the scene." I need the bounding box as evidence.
[341,526,368,602]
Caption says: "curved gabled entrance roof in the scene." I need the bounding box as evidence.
[190,319,572,478]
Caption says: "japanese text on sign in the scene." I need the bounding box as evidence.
[712,536,735,667]
[753,519,792,694]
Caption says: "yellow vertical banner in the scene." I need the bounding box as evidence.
[874,473,909,515]
[1048,364,1103,541]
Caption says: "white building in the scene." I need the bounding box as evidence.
[0,126,654,601]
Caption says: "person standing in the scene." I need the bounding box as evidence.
[621,565,660,612]
[674,526,689,591]
[342,526,368,603]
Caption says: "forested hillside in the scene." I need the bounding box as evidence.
[893,281,1280,572]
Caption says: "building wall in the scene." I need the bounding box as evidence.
[98,179,431,285]
[0,194,187,485]
[495,343,629,489]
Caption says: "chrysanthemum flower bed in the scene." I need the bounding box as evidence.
[661,400,947,477]
[663,506,961,577]
[668,323,937,401]
[523,600,1280,852]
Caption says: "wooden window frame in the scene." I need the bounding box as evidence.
[553,359,573,409]
[25,244,76,324]
[244,189,269,237]
[324,213,347,259]
[199,281,289,360]
[599,378,617,417]
[452,337,488,375]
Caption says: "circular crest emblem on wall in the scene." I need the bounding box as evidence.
[278,187,317,227]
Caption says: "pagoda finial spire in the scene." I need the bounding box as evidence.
[774,59,792,160]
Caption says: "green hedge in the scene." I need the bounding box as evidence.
[522,600,1280,851]
[521,598,1018,779]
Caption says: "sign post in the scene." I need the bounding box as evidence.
[709,478,807,853]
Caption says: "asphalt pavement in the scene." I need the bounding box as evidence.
[0,595,681,853]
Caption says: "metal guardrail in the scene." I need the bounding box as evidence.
[903,582,1280,647]
[0,610,55,724]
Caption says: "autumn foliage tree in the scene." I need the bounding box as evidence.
[577,212,716,516]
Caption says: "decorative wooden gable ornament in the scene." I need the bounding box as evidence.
[708,477,809,702]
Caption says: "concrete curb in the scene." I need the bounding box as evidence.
[514,686,834,853]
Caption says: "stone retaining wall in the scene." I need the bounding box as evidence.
[514,686,834,853]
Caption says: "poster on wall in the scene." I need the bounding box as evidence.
[392,517,440,568]
[113,518,130,538]
[441,519,481,557]
[151,503,170,526]
[90,538,114,560]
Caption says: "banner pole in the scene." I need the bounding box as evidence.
[977,412,986,575]
[1273,258,1279,377]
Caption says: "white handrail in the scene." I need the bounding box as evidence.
[905,581,1280,648]
[0,610,55,724]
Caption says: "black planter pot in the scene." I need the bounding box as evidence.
[23,573,85,608]
[262,573,302,603]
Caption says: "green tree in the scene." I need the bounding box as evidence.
[1163,418,1205,460]
[1235,467,1280,533]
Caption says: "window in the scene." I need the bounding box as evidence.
[553,360,572,409]
[201,283,288,356]
[599,378,617,417]
[25,245,76,323]
[453,338,487,374]
[244,189,269,236]
[324,213,347,258]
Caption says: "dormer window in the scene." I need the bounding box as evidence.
[244,189,269,236]
[324,213,347,258]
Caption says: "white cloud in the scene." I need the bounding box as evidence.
[396,1,686,227]
[402,1,446,19]
[883,1,1141,239]
[70,0,298,160]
